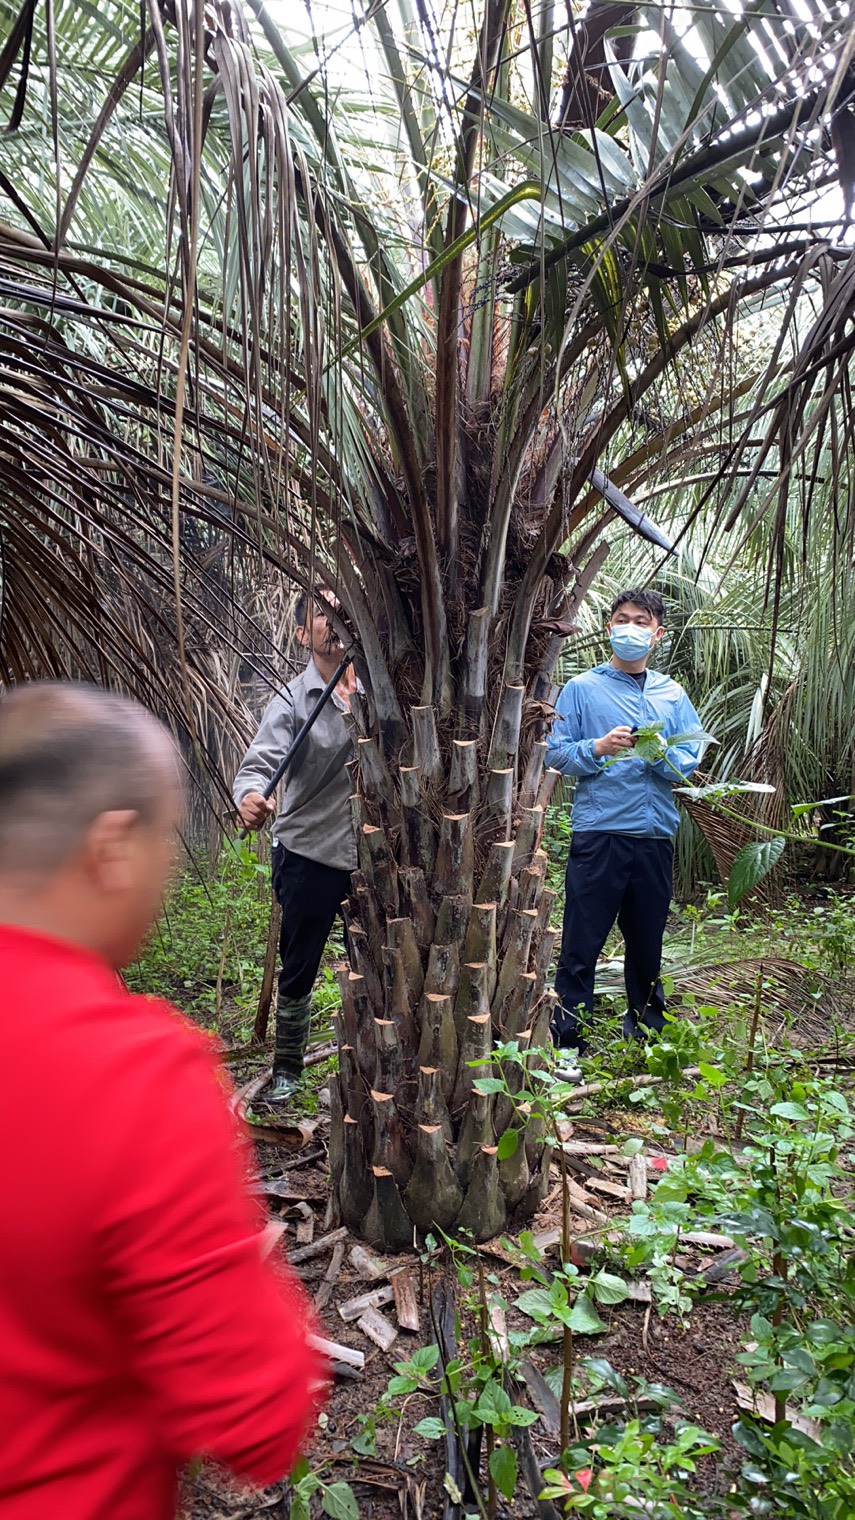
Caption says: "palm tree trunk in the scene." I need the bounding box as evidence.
[329,701,559,1247]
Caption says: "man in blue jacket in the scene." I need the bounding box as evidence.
[545,588,703,1058]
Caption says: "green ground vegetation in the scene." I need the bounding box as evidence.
[131,837,855,1516]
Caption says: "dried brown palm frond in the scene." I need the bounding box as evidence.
[678,788,779,906]
[674,954,820,1011]
[673,956,854,1046]
[687,964,852,1061]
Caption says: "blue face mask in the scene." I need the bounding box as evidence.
[609,623,654,661]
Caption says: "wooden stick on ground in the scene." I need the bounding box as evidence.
[253,890,282,1043]
[288,1226,349,1265]
[310,1334,365,1371]
[338,1284,395,1323]
[629,1153,649,1201]
[392,1269,421,1332]
[566,1067,702,1104]
[314,1239,346,1313]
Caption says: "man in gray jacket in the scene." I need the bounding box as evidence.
[234,592,358,1101]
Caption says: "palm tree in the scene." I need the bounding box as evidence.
[0,0,851,1243]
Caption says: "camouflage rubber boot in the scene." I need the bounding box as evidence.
[268,993,312,1102]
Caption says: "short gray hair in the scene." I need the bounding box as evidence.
[0,682,177,872]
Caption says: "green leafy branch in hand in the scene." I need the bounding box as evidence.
[604,720,717,780]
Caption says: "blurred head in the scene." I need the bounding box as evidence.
[294,588,344,659]
[0,682,181,968]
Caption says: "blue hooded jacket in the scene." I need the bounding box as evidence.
[545,664,703,839]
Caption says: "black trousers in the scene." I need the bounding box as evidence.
[553,831,673,1048]
[271,844,352,1000]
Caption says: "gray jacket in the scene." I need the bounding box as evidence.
[233,658,357,871]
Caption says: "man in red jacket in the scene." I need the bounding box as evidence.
[0,682,326,1520]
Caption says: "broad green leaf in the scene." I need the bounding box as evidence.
[792,793,852,818]
[567,1293,607,1335]
[496,1127,519,1160]
[475,1380,518,1429]
[489,1444,518,1500]
[698,1061,728,1089]
[507,1405,540,1427]
[770,1100,810,1122]
[589,1270,630,1306]
[413,1416,447,1439]
[407,1344,440,1374]
[584,1357,629,1396]
[473,1077,506,1095]
[321,1482,359,1520]
[516,1288,554,1321]
[727,837,786,908]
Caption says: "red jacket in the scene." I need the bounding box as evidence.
[0,926,326,1519]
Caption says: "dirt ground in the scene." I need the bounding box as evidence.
[179,1065,755,1520]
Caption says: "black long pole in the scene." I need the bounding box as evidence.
[238,648,354,839]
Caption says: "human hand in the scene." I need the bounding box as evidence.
[237,791,276,830]
[593,726,636,759]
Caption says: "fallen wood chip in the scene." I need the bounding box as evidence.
[695,1246,749,1284]
[295,1213,315,1247]
[562,1155,600,1185]
[629,1154,648,1202]
[566,1178,609,1225]
[245,1116,319,1147]
[562,1139,626,1157]
[338,1284,395,1323]
[349,1243,390,1280]
[311,1334,364,1370]
[626,1280,653,1303]
[486,1295,510,1362]
[732,1381,821,1441]
[477,1237,520,1266]
[392,1269,421,1333]
[513,1424,562,1520]
[531,1226,561,1253]
[530,1224,609,1253]
[481,1227,610,1266]
[574,1393,662,1422]
[679,1230,735,1250]
[357,1305,398,1352]
[518,1358,559,1436]
[288,1225,349,1265]
[314,1239,346,1313]
[587,1175,631,1203]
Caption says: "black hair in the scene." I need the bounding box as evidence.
[609,588,666,624]
[0,682,174,871]
[293,590,310,627]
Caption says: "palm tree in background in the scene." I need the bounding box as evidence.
[0,0,853,1242]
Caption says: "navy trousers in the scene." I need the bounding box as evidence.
[271,844,352,1000]
[552,831,674,1050]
